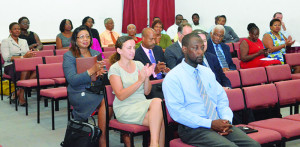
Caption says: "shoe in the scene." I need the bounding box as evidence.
[19,102,28,107]
[11,99,16,104]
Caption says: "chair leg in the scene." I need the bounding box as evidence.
[51,99,55,130]
[44,99,48,107]
[15,86,18,111]
[290,106,293,115]
[25,88,28,116]
[130,134,134,147]
[142,133,149,147]
[37,95,40,124]
[67,98,70,121]
[9,80,11,104]
[1,78,3,101]
[55,100,59,111]
[295,104,299,114]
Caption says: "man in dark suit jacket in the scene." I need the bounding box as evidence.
[165,23,193,69]
[134,28,170,80]
[206,25,236,71]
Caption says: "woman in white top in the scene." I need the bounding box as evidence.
[1,22,35,106]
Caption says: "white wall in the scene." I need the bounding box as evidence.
[1,0,299,42]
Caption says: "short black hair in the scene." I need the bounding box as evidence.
[82,16,94,25]
[192,13,199,19]
[273,12,282,18]
[247,23,259,33]
[182,33,202,48]
[9,22,19,30]
[18,16,29,24]
[218,15,226,22]
[152,20,164,29]
[153,17,160,21]
[59,19,73,32]
[270,19,281,26]
[175,14,183,19]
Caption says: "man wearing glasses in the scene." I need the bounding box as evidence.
[206,25,236,72]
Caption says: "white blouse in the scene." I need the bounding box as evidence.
[1,36,29,66]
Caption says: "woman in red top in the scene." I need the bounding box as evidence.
[240,23,281,68]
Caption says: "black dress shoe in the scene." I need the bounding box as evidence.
[19,102,28,107]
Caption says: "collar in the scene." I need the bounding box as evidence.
[181,58,202,77]
[211,39,220,48]
[177,41,182,48]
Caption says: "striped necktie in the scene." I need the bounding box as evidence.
[194,68,219,120]
[148,49,156,64]
[215,44,229,68]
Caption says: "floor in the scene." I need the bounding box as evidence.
[0,93,299,147]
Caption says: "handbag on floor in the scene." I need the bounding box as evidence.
[60,119,101,147]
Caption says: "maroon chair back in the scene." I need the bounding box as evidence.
[243,84,278,109]
[275,79,300,105]
[285,53,300,66]
[104,47,116,52]
[226,89,245,111]
[233,42,241,51]
[232,58,240,70]
[105,85,115,106]
[55,49,69,56]
[33,50,54,57]
[37,63,64,79]
[103,59,111,71]
[14,57,43,72]
[265,64,292,83]
[43,45,55,50]
[224,70,241,88]
[225,43,234,53]
[239,67,267,86]
[103,51,116,59]
[45,55,63,64]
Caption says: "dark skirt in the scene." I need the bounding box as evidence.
[4,64,21,82]
[68,90,103,121]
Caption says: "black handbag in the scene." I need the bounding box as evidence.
[86,73,110,95]
[60,119,102,147]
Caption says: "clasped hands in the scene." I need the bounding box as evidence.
[154,61,170,74]
[211,119,233,136]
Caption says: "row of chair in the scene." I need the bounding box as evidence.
[43,45,116,52]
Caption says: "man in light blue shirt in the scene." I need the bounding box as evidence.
[162,33,260,146]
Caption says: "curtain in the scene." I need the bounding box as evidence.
[149,0,175,30]
[122,0,147,34]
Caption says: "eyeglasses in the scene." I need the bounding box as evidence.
[213,33,224,38]
[77,35,91,40]
[21,22,30,25]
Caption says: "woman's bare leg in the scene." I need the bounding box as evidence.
[18,71,30,104]
[142,98,165,147]
[98,99,113,147]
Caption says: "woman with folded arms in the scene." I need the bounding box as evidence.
[240,23,281,69]
[56,19,73,49]
[63,25,106,138]
[18,17,43,51]
[1,22,36,106]
[108,36,165,147]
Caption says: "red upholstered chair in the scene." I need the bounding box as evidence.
[170,138,193,147]
[239,67,268,87]
[36,63,68,130]
[55,49,69,56]
[13,57,53,114]
[226,88,282,145]
[275,79,300,114]
[224,70,241,88]
[284,114,300,121]
[265,64,292,83]
[33,50,54,57]
[104,85,150,147]
[102,51,116,59]
[103,47,116,52]
[233,42,241,51]
[225,43,236,58]
[244,84,300,145]
[43,45,55,50]
[44,55,63,64]
[284,53,300,79]
[232,57,240,70]
[0,54,13,103]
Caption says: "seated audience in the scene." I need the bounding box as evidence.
[240,23,281,68]
[193,29,232,89]
[173,20,189,42]
[273,12,291,40]
[207,25,236,72]
[63,25,106,144]
[209,15,239,43]
[165,23,193,69]
[134,28,170,80]
[263,19,300,73]
[162,33,260,147]
[108,36,165,147]
[18,17,43,51]
[127,24,142,44]
[167,14,183,41]
[100,18,120,48]
[82,16,103,52]
[191,13,207,31]
[1,22,36,106]
[152,17,166,34]
[56,19,73,49]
